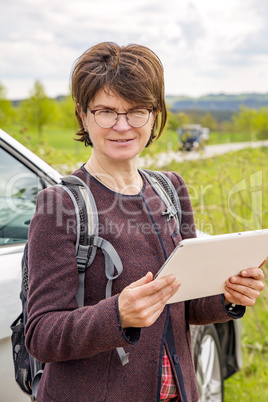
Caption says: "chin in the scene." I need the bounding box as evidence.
[106,147,143,161]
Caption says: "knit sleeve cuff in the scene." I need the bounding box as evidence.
[222,295,246,318]
[116,296,141,344]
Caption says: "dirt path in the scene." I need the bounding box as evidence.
[138,140,268,168]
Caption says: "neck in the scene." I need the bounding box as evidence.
[85,155,142,195]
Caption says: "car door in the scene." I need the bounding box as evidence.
[0,133,60,401]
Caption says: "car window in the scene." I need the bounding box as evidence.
[0,147,45,246]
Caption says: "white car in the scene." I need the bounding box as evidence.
[0,129,242,401]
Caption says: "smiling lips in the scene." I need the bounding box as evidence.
[111,138,134,142]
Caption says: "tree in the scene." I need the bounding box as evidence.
[252,107,268,140]
[0,82,15,128]
[232,106,268,140]
[166,109,189,131]
[177,112,189,128]
[201,112,218,131]
[19,80,58,141]
[232,106,256,134]
[57,93,78,130]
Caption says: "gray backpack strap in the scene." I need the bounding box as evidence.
[57,183,81,252]
[116,347,130,367]
[60,175,129,366]
[60,175,99,308]
[140,169,182,231]
[57,181,89,308]
[92,237,129,365]
[31,370,43,400]
[93,236,123,299]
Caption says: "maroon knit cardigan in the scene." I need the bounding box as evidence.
[25,168,244,401]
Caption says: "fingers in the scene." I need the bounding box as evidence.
[224,284,260,306]
[224,267,265,306]
[128,273,179,298]
[144,276,181,316]
[230,268,265,292]
[128,272,154,289]
[118,274,180,328]
[144,274,179,296]
[132,280,180,327]
[240,267,265,281]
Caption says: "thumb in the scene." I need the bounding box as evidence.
[128,272,154,289]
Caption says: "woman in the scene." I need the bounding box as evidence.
[26,42,264,401]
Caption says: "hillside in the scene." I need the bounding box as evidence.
[166,93,268,112]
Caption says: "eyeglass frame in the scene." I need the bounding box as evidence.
[87,107,154,128]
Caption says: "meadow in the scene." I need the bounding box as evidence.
[7,125,268,401]
[156,147,268,401]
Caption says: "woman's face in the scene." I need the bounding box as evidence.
[80,88,156,163]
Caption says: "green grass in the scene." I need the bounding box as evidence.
[224,262,268,401]
[209,131,254,145]
[5,125,256,165]
[6,125,92,172]
[150,147,268,401]
[140,128,179,156]
[157,147,268,235]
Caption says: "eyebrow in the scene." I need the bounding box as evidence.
[94,104,114,109]
[92,104,115,110]
[91,104,148,110]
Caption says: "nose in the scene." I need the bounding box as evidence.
[113,113,131,131]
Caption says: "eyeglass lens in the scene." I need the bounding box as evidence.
[94,109,150,128]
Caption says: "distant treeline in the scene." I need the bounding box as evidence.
[166,93,268,121]
[11,91,268,118]
[1,80,268,141]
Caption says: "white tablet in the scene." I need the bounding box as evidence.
[156,230,268,303]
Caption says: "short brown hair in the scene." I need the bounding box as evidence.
[71,42,167,147]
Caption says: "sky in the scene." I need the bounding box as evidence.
[1,0,268,100]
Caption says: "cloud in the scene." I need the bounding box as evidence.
[0,0,268,98]
[231,0,268,57]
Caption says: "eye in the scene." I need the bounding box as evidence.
[97,109,116,116]
[128,109,148,116]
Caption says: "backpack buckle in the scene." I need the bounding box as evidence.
[76,244,92,272]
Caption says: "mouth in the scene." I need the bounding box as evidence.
[110,138,134,143]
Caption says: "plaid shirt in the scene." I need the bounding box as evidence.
[160,346,180,401]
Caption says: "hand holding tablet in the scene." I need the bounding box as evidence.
[224,265,265,307]
[156,230,268,304]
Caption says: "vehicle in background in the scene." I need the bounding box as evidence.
[178,124,210,151]
[0,129,241,402]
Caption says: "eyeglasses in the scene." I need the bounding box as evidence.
[88,107,153,128]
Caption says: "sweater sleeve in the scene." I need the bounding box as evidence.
[25,186,139,363]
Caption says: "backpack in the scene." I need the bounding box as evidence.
[10,170,182,400]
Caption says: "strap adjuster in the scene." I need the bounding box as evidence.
[162,205,177,222]
[76,244,93,272]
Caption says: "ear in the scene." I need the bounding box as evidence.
[151,109,159,126]
[76,103,87,128]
